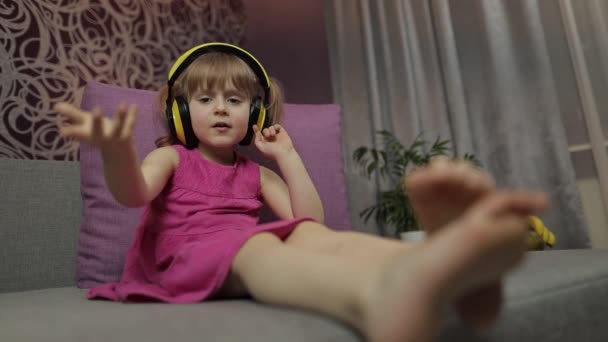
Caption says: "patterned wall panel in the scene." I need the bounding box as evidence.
[0,0,245,160]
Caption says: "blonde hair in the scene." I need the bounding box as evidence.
[155,52,284,147]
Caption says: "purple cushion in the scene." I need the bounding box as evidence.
[77,81,352,288]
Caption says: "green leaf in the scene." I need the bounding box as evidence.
[391,163,405,180]
[352,147,368,163]
[360,206,377,224]
[366,160,379,178]
[430,138,450,157]
[462,153,483,167]
[410,139,426,150]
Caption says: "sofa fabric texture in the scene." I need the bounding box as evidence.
[0,159,81,293]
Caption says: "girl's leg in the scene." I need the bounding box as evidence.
[285,221,408,260]
[229,191,546,342]
[282,158,497,263]
[217,224,409,299]
[229,231,380,329]
[279,158,508,330]
[282,222,504,329]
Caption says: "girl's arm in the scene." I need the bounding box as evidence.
[255,125,324,222]
[55,102,177,208]
[104,145,177,207]
[260,166,293,220]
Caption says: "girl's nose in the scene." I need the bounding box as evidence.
[214,100,226,114]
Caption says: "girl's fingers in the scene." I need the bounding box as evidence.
[255,124,285,139]
[255,124,286,142]
[268,126,277,137]
[60,126,89,141]
[91,111,104,140]
[91,107,103,116]
[59,125,77,138]
[121,104,137,138]
[55,102,141,146]
[252,125,264,143]
[262,127,279,139]
[112,104,128,137]
[54,102,87,123]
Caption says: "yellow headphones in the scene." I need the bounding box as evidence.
[165,42,271,148]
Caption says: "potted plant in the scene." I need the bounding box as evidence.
[353,130,480,240]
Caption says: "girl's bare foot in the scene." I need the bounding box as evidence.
[403,158,503,328]
[364,191,547,342]
[403,157,495,233]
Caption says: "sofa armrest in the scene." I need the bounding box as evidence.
[0,158,81,293]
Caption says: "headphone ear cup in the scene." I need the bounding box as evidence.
[239,97,262,145]
[166,101,178,141]
[259,105,269,129]
[171,96,198,148]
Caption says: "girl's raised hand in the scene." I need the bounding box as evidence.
[54,102,137,151]
[253,124,294,161]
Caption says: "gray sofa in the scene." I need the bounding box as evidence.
[1,157,608,342]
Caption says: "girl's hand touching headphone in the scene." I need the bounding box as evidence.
[253,124,295,161]
[54,102,137,152]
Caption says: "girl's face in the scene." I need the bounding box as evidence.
[188,84,251,150]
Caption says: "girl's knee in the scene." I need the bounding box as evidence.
[285,221,342,252]
[241,232,283,252]
[232,232,283,275]
[286,221,332,242]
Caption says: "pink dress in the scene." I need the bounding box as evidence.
[87,144,312,303]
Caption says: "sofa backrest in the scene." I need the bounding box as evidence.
[0,158,81,293]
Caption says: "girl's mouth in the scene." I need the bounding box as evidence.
[212,122,232,132]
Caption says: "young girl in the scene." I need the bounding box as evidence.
[54,42,548,342]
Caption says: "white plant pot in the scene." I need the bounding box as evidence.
[400,230,427,242]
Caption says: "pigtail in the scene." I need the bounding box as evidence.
[155,84,180,148]
[267,77,284,125]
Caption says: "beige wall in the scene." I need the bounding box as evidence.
[242,0,333,104]
[578,179,608,248]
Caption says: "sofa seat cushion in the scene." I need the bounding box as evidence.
[1,250,607,342]
[0,287,359,342]
[440,249,608,341]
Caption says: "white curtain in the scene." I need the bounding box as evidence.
[326,0,590,248]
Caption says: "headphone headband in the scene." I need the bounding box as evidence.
[167,42,270,106]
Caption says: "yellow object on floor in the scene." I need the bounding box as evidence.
[527,216,556,250]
